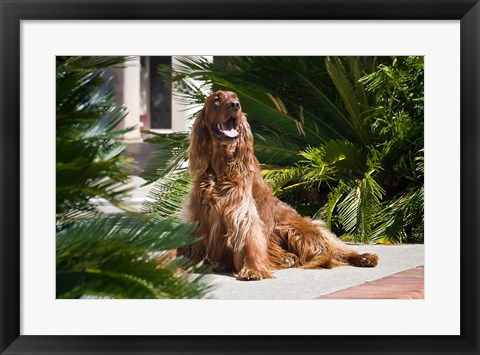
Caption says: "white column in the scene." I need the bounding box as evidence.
[121,57,142,142]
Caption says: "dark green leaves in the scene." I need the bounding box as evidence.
[57,215,210,299]
[56,56,135,227]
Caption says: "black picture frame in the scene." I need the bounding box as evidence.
[1,1,479,354]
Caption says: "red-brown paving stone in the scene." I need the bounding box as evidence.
[317,266,424,299]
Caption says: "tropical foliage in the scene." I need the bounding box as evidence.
[56,56,135,227]
[56,56,210,299]
[147,56,424,244]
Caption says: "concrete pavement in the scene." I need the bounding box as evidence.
[202,244,424,300]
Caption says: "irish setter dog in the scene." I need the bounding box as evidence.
[179,90,378,281]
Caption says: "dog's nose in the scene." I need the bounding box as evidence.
[227,101,241,112]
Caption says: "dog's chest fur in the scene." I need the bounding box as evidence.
[199,169,251,221]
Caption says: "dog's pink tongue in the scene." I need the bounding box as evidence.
[223,129,239,138]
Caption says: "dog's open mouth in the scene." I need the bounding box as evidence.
[214,117,239,139]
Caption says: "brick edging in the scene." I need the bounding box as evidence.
[316,266,424,299]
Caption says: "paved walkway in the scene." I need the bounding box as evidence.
[203,244,424,300]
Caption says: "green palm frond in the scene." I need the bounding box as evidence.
[56,56,139,227]
[371,150,424,244]
[300,140,367,179]
[56,57,131,115]
[371,185,424,244]
[138,132,193,223]
[218,56,357,140]
[325,57,371,147]
[295,147,334,189]
[141,131,191,184]
[262,140,366,201]
[56,215,211,299]
[337,172,385,242]
[167,57,213,105]
[262,165,307,195]
[142,170,192,222]
[415,152,424,175]
[314,181,353,228]
[254,130,303,166]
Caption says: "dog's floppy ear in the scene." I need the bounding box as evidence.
[235,113,256,169]
[189,109,210,177]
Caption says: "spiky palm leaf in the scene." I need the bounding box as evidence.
[139,130,194,222]
[337,172,385,243]
[262,141,366,204]
[57,215,211,299]
[142,170,192,222]
[254,131,303,166]
[325,57,372,147]
[141,131,190,184]
[371,153,424,244]
[314,181,352,228]
[261,165,307,195]
[370,185,424,244]
[56,56,137,227]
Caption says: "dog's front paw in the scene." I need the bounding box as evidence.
[236,268,274,281]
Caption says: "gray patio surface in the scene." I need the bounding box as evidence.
[203,244,424,300]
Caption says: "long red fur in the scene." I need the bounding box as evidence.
[179,91,378,281]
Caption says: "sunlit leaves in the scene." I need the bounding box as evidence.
[337,173,385,243]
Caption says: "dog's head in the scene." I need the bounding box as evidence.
[189,90,254,176]
[201,90,244,143]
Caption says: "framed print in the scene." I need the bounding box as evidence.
[1,0,479,354]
